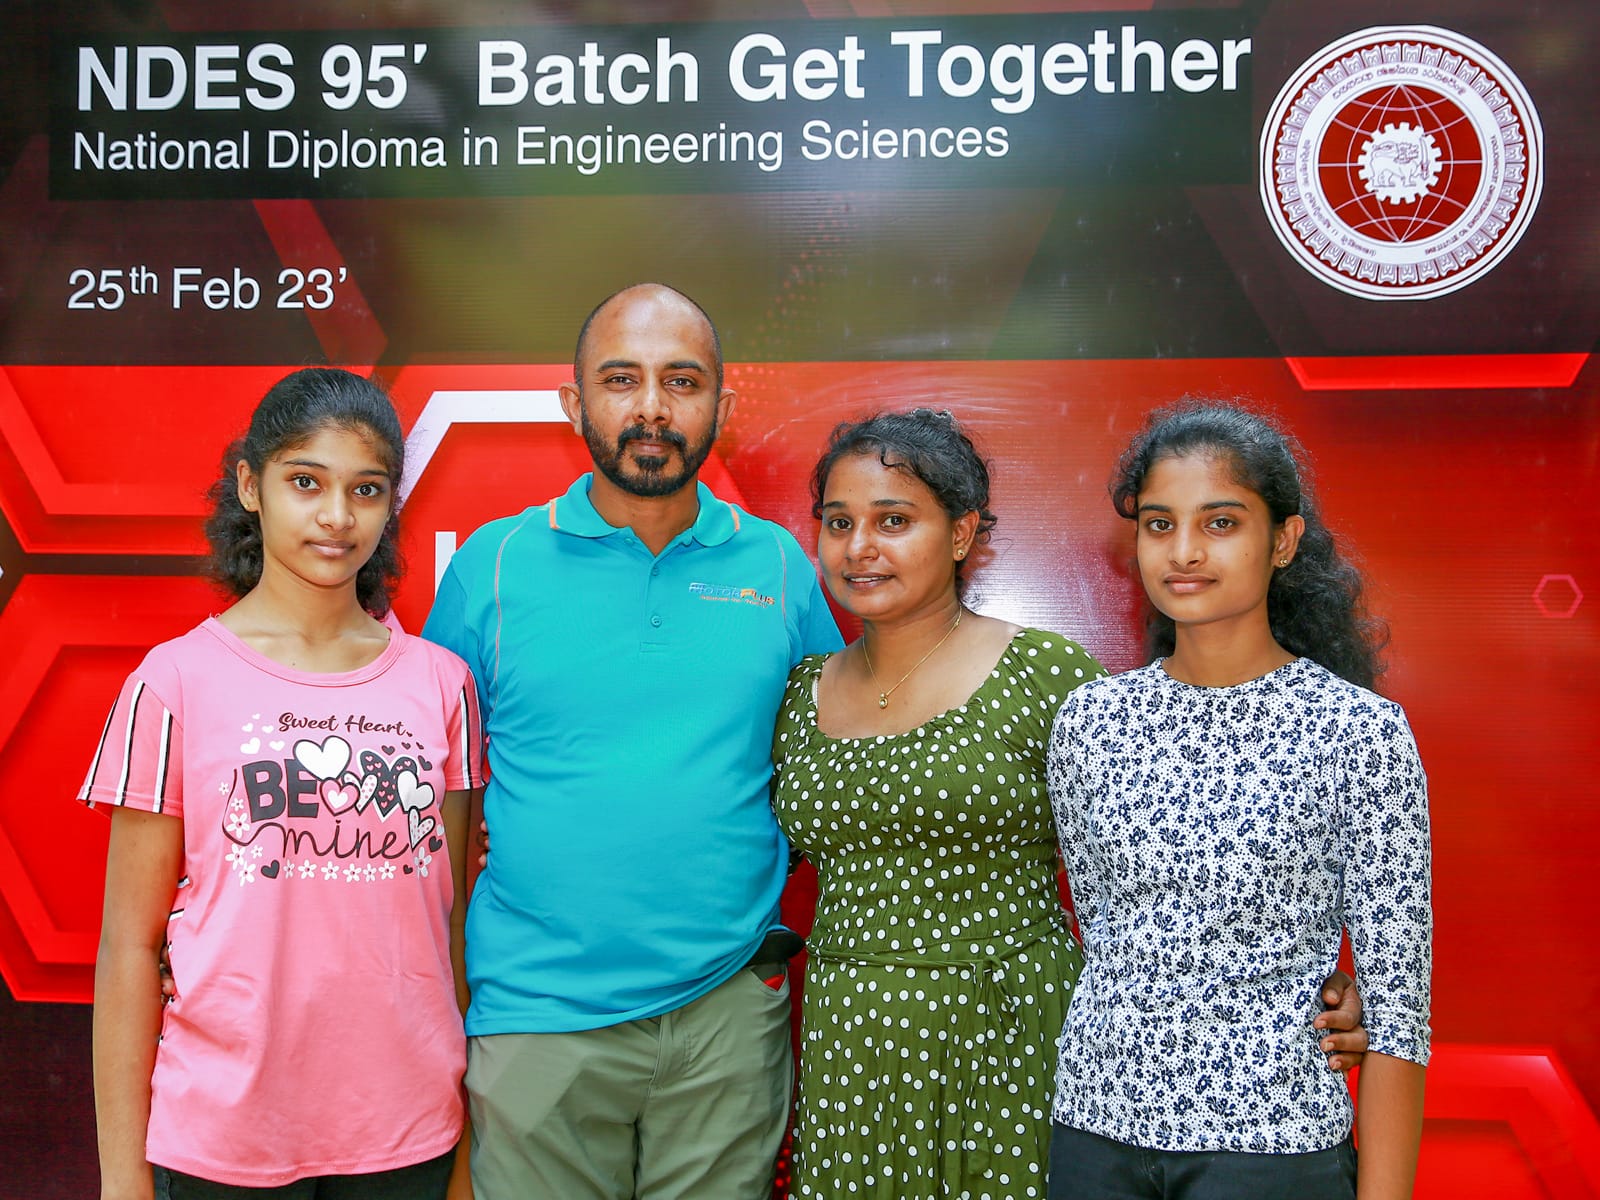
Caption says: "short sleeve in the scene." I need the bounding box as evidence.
[442,665,486,791]
[790,537,851,662]
[1019,630,1108,715]
[422,559,488,719]
[78,674,183,818]
[1340,699,1433,1066]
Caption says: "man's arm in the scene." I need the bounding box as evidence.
[1316,969,1369,1073]
[443,787,480,1200]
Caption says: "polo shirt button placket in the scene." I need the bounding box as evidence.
[650,615,663,628]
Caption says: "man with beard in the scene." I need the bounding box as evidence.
[422,283,842,1199]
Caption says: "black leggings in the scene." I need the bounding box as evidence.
[152,1148,455,1200]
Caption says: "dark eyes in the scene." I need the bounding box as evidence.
[287,474,385,498]
[824,514,909,532]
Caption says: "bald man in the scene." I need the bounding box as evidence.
[423,284,842,1199]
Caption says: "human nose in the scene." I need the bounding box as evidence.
[1170,525,1203,567]
[632,377,668,424]
[843,522,876,562]
[318,491,354,530]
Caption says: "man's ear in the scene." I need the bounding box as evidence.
[558,381,584,436]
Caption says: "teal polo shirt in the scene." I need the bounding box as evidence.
[423,474,842,1034]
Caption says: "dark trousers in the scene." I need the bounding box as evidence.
[1048,1123,1356,1200]
[153,1149,455,1199]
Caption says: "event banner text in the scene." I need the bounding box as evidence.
[51,15,1254,198]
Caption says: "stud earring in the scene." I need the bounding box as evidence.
[1278,558,1290,568]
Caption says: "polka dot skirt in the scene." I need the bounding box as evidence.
[773,629,1105,1199]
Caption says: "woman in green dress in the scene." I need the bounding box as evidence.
[772,410,1105,1200]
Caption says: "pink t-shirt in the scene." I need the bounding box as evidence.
[80,618,484,1186]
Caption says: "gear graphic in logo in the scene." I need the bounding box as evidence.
[1259,26,1543,300]
[1357,123,1441,205]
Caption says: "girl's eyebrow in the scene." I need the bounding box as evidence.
[821,497,917,510]
[1136,498,1248,514]
[280,457,387,477]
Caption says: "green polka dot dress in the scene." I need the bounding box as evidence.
[772,629,1106,1199]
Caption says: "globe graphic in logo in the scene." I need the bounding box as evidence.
[1260,27,1542,300]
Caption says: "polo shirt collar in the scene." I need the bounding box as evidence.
[548,474,739,547]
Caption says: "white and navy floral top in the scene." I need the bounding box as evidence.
[1046,657,1431,1153]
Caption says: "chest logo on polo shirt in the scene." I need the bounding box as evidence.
[689,581,776,608]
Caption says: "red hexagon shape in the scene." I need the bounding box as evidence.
[1533,574,1583,619]
[1413,1044,1600,1197]
[0,572,219,1002]
[0,365,357,555]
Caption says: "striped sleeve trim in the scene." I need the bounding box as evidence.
[80,679,179,814]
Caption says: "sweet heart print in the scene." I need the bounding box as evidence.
[395,771,435,814]
[358,751,419,817]
[319,779,360,814]
[407,810,437,849]
[239,737,260,755]
[295,736,351,781]
[261,861,280,879]
[417,755,434,772]
[427,836,444,853]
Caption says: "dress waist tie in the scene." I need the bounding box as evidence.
[809,916,1065,1193]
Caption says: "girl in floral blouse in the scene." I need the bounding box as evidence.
[1047,402,1431,1200]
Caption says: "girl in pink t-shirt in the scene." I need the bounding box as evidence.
[83,369,483,1200]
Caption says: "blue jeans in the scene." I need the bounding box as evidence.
[1048,1123,1356,1200]
[152,1149,455,1199]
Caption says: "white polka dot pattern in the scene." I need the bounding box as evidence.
[773,629,1106,1198]
[1047,657,1432,1154]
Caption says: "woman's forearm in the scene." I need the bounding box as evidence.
[1355,1051,1426,1200]
[93,941,163,1200]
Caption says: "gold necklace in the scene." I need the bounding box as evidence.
[862,608,963,709]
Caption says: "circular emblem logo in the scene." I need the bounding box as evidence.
[1260,26,1542,301]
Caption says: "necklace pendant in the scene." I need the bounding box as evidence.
[878,694,889,709]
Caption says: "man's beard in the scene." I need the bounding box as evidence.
[582,405,718,498]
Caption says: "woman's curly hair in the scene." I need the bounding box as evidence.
[1111,401,1388,690]
[810,409,997,590]
[204,368,406,616]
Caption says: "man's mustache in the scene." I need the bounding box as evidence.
[618,426,688,453]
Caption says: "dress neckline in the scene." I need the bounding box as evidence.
[807,628,1036,745]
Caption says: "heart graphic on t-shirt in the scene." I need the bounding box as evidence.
[358,751,419,817]
[261,861,280,879]
[417,754,434,772]
[319,779,360,814]
[395,771,434,814]
[239,737,260,755]
[428,836,444,853]
[295,736,351,781]
[351,772,379,813]
[407,809,437,848]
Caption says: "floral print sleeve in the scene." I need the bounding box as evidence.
[1337,697,1432,1066]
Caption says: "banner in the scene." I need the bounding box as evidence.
[1,3,1596,1196]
